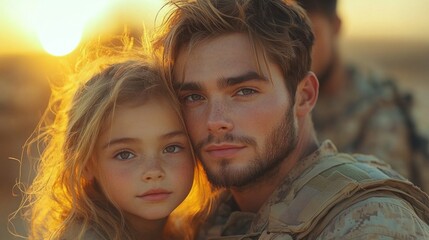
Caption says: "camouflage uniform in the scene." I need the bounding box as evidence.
[200,141,429,240]
[313,65,429,192]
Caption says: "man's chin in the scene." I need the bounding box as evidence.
[203,164,255,188]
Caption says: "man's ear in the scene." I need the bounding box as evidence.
[295,72,319,117]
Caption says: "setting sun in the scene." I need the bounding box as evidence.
[36,17,84,56]
[2,0,428,55]
[32,0,110,56]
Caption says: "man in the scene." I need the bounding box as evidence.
[296,0,429,191]
[155,0,429,239]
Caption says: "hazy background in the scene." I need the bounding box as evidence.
[1,0,428,239]
[338,0,429,137]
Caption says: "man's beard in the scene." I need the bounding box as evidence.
[195,107,297,188]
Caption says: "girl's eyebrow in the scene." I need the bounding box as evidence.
[102,138,138,149]
[102,130,187,149]
[161,130,187,140]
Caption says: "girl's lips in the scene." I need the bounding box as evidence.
[137,189,172,201]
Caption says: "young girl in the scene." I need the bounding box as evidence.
[19,53,211,239]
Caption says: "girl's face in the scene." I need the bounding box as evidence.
[92,97,194,224]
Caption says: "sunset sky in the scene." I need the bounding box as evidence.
[339,0,429,41]
[1,0,429,56]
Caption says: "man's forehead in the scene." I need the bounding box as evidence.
[172,33,274,84]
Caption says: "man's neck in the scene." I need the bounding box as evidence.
[230,169,284,213]
[230,133,319,213]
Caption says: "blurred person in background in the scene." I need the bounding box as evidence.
[296,0,429,192]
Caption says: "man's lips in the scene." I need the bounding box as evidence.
[204,144,246,158]
[137,189,172,201]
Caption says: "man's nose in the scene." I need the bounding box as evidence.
[206,101,233,136]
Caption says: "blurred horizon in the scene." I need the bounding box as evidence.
[2,0,429,55]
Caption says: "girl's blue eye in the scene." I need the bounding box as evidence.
[115,151,135,160]
[236,88,256,96]
[163,145,183,153]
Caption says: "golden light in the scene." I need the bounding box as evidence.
[33,0,109,56]
[36,18,84,57]
[339,0,429,41]
[1,0,168,55]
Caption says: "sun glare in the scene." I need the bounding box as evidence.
[38,25,83,57]
[4,0,167,55]
[33,0,109,56]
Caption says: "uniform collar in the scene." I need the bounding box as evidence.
[249,140,338,232]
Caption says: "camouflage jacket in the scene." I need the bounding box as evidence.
[313,65,429,192]
[199,141,429,240]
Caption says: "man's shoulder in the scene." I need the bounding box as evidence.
[316,196,429,239]
[267,151,429,238]
[260,195,429,240]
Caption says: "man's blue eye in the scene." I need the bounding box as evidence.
[236,88,256,96]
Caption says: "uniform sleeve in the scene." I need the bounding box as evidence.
[316,196,429,240]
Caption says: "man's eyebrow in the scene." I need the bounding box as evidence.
[219,71,268,88]
[174,71,268,91]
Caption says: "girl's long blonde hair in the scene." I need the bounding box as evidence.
[15,42,213,239]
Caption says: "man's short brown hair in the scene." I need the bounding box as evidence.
[155,0,314,99]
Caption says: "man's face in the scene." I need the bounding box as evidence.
[174,33,297,188]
